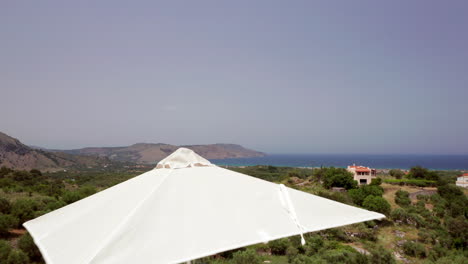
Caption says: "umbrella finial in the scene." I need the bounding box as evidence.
[156,148,213,169]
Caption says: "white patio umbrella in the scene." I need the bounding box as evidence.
[24,148,384,264]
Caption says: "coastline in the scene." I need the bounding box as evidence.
[210,153,468,171]
[216,164,466,172]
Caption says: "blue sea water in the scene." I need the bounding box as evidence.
[210,154,468,170]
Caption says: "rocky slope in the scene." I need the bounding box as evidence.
[0,132,110,171]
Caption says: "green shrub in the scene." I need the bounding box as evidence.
[426,250,467,264]
[368,246,395,264]
[78,186,97,197]
[303,235,324,255]
[33,196,66,213]
[290,254,320,264]
[349,185,384,206]
[324,228,352,242]
[407,166,438,181]
[288,235,305,249]
[383,179,436,187]
[402,241,426,258]
[418,228,439,244]
[6,249,29,264]
[433,203,445,218]
[62,191,84,205]
[391,208,408,221]
[351,223,377,241]
[416,194,430,201]
[12,171,35,185]
[0,214,17,236]
[0,178,15,191]
[0,198,11,214]
[11,199,38,226]
[423,215,441,229]
[206,258,228,264]
[395,190,411,207]
[362,195,391,215]
[432,230,453,248]
[267,238,290,255]
[436,187,468,217]
[426,243,448,261]
[18,233,42,262]
[0,167,13,177]
[0,239,12,261]
[429,193,443,203]
[286,246,299,262]
[320,247,367,264]
[389,169,404,179]
[320,168,357,190]
[415,200,425,208]
[320,248,353,263]
[231,249,261,264]
[449,199,466,218]
[42,181,64,198]
[317,190,353,204]
[362,185,384,197]
[29,169,42,176]
[391,208,426,227]
[445,216,468,247]
[348,189,367,206]
[370,178,382,186]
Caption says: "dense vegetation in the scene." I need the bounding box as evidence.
[211,165,467,264]
[0,165,466,263]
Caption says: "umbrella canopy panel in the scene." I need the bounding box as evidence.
[24,148,384,264]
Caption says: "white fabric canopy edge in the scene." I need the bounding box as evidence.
[171,212,384,264]
[25,208,383,264]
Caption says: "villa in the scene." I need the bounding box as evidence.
[456,174,468,188]
[347,164,377,185]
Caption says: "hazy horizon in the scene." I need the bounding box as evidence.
[2,1,468,154]
[13,135,468,156]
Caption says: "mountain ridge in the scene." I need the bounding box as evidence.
[0,131,265,170]
[52,142,265,164]
[0,132,111,171]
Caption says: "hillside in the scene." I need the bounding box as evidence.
[0,165,466,263]
[58,143,265,164]
[0,132,110,171]
[0,131,265,169]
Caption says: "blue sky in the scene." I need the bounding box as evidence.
[1,1,467,154]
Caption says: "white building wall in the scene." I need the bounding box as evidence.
[456,176,468,188]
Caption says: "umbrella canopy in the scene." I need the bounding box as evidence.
[24,148,384,264]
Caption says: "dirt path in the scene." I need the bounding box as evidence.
[408,189,437,199]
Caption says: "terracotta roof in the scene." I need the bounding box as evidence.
[356,168,371,172]
[348,165,371,172]
[349,165,367,169]
[463,173,468,176]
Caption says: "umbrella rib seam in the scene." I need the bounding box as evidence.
[86,168,174,264]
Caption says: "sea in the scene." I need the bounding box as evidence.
[210,154,468,170]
